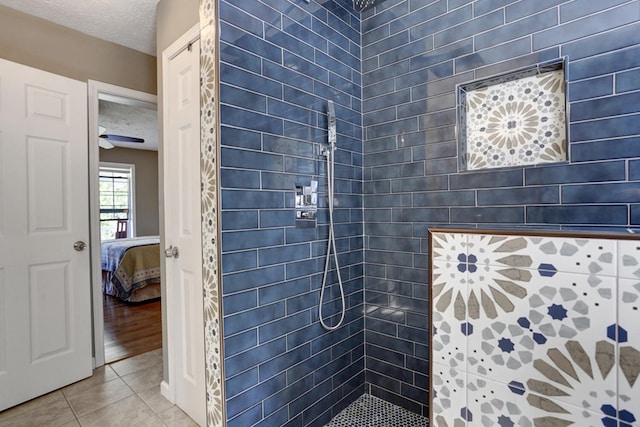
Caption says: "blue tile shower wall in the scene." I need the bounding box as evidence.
[361,0,640,417]
[219,1,364,426]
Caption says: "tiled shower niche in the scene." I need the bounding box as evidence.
[457,60,567,171]
[429,229,640,427]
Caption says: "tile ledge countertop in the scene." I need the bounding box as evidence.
[428,226,640,240]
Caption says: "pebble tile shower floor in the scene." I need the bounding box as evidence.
[325,394,429,427]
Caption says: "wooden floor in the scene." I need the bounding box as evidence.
[103,295,162,363]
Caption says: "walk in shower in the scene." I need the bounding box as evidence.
[208,0,640,425]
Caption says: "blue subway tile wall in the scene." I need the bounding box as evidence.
[219,0,640,423]
[361,0,640,417]
[220,1,363,426]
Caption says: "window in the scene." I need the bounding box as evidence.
[99,163,135,240]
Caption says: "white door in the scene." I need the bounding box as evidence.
[163,38,206,425]
[0,59,92,411]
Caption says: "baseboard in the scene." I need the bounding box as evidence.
[160,380,175,403]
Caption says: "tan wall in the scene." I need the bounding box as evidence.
[0,4,156,93]
[99,147,159,237]
[157,0,200,54]
[156,0,200,213]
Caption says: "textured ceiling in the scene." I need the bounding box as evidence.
[0,0,160,55]
[0,1,161,151]
[99,99,158,151]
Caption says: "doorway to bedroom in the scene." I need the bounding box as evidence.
[90,81,163,365]
[98,161,162,362]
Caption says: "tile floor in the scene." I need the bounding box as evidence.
[326,394,429,427]
[0,349,197,427]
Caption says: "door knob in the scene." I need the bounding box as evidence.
[73,241,87,251]
[165,245,179,258]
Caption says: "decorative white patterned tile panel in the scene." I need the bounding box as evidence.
[432,363,467,427]
[524,236,617,277]
[466,372,612,427]
[466,270,616,390]
[618,240,640,280]
[466,372,529,426]
[199,1,224,425]
[460,65,567,171]
[432,259,468,369]
[431,230,638,427]
[432,309,467,370]
[524,328,618,416]
[431,232,469,263]
[618,277,640,425]
[462,234,617,276]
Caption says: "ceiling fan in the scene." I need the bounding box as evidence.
[98,125,144,149]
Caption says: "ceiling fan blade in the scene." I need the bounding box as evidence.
[98,138,115,149]
[100,134,145,143]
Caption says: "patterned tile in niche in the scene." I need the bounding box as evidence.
[463,68,566,171]
[325,394,429,427]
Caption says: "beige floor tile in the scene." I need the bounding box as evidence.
[63,365,118,398]
[121,363,163,393]
[109,352,162,377]
[130,414,168,427]
[77,395,156,427]
[0,350,168,426]
[158,406,198,427]
[66,378,133,417]
[0,397,75,427]
[137,387,175,415]
[0,390,66,422]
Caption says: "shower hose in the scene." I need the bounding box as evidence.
[319,142,346,331]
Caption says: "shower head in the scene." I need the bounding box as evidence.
[327,100,336,146]
[352,0,377,12]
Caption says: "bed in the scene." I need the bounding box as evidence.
[101,236,161,303]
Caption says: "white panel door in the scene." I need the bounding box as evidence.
[0,59,92,411]
[164,41,206,425]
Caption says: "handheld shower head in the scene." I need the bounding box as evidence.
[327,100,336,146]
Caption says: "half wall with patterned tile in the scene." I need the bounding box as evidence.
[430,229,640,426]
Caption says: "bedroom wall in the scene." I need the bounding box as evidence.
[99,147,160,237]
[0,4,156,94]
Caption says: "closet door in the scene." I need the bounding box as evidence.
[163,33,206,426]
[0,59,92,411]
